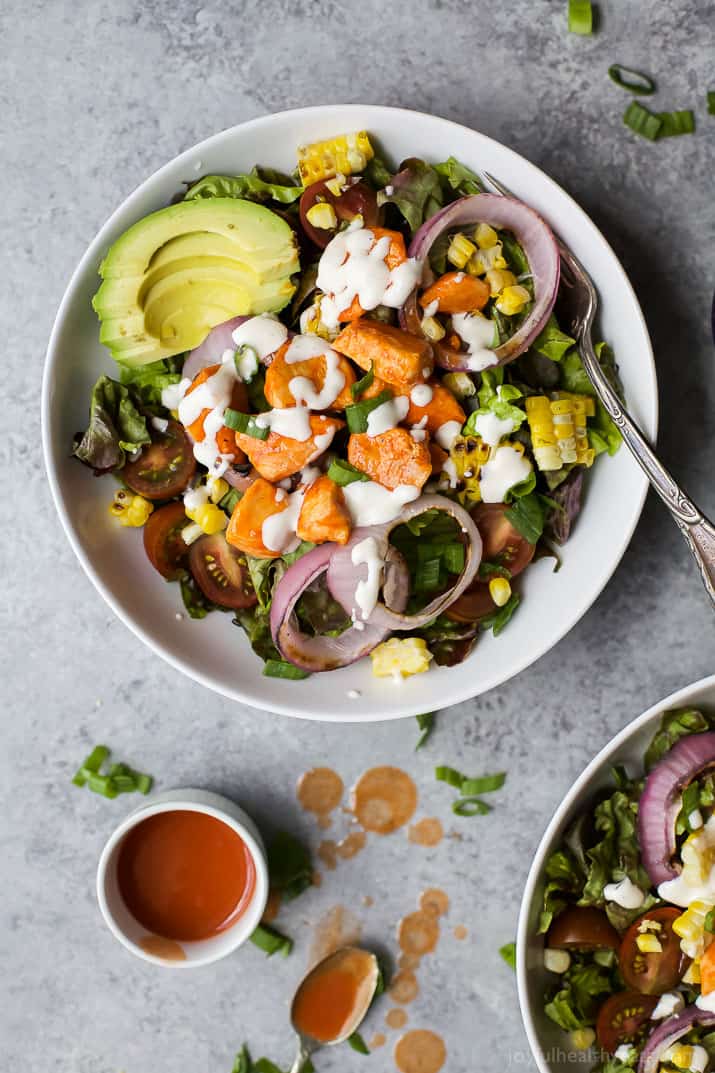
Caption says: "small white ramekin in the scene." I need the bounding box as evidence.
[96,788,269,968]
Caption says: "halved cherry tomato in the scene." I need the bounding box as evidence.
[596,991,658,1054]
[189,533,258,610]
[299,179,379,248]
[619,907,689,995]
[547,907,620,951]
[445,581,497,624]
[123,420,196,500]
[471,503,536,576]
[143,502,191,580]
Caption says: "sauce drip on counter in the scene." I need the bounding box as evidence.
[117,810,256,941]
[395,1029,446,1073]
[309,904,362,968]
[453,924,468,941]
[370,1033,386,1050]
[351,766,417,834]
[292,947,376,1044]
[408,818,444,847]
[386,1008,408,1029]
[297,767,345,829]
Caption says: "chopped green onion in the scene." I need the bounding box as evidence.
[478,561,511,580]
[327,458,370,486]
[656,109,696,138]
[72,746,152,797]
[480,592,521,637]
[249,923,293,957]
[414,557,442,593]
[708,91,715,115]
[72,744,109,786]
[234,344,259,383]
[224,409,270,440]
[435,765,465,789]
[442,543,465,574]
[623,100,662,141]
[608,64,655,95]
[500,941,517,970]
[460,772,506,795]
[452,797,491,816]
[415,712,436,750]
[344,389,392,434]
[347,1032,370,1055]
[267,832,313,901]
[705,909,715,934]
[568,0,593,35]
[219,487,242,513]
[351,362,375,400]
[263,659,311,680]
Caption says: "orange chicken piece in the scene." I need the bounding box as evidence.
[419,271,490,315]
[406,382,466,437]
[296,476,352,545]
[348,428,432,491]
[235,415,344,482]
[226,478,286,559]
[264,340,356,410]
[184,364,248,459]
[338,228,409,321]
[333,320,433,388]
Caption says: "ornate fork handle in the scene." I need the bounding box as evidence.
[580,333,715,602]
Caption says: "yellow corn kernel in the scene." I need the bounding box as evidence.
[371,637,433,679]
[484,267,516,296]
[421,315,446,342]
[496,284,531,316]
[195,503,228,535]
[297,131,374,185]
[306,201,338,230]
[637,918,662,933]
[447,233,477,270]
[450,434,491,502]
[474,222,499,249]
[636,933,663,953]
[569,1029,595,1051]
[469,243,507,275]
[207,476,229,504]
[665,1044,697,1071]
[683,959,701,985]
[673,901,713,940]
[489,577,512,607]
[325,173,346,196]
[109,489,154,528]
[443,372,477,399]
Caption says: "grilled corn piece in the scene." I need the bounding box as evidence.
[109,489,154,527]
[297,131,374,185]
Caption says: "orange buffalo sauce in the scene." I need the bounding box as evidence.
[292,947,375,1044]
[117,810,256,942]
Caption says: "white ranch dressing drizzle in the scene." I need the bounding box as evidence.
[651,992,684,1020]
[410,415,428,443]
[658,815,715,907]
[161,377,192,410]
[176,362,238,476]
[254,407,313,442]
[410,383,434,407]
[342,481,420,526]
[262,487,306,554]
[478,446,531,503]
[232,313,288,360]
[452,312,499,372]
[351,536,385,621]
[422,299,439,318]
[474,411,515,447]
[435,420,462,451]
[366,395,409,437]
[317,226,422,329]
[603,876,645,909]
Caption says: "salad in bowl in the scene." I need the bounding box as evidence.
[71,128,623,682]
[536,707,715,1073]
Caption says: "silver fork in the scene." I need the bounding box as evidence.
[485,172,715,606]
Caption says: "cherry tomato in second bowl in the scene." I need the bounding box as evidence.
[596,991,659,1054]
[547,906,620,952]
[618,907,689,996]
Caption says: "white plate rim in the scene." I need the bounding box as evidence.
[41,103,658,721]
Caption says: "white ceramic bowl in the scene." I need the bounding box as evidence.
[42,105,658,720]
[517,673,715,1072]
[96,788,268,968]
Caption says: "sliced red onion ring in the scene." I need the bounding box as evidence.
[269,544,409,673]
[182,316,252,381]
[327,495,482,630]
[224,466,259,492]
[638,732,715,886]
[639,1005,715,1073]
[399,193,560,368]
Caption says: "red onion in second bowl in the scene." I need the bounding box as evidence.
[638,731,715,886]
[639,1005,715,1073]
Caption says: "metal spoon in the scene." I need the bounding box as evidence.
[485,172,715,606]
[289,946,379,1073]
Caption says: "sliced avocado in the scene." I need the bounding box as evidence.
[93,198,299,366]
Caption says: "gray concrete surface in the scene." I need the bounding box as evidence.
[2,1,715,1070]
